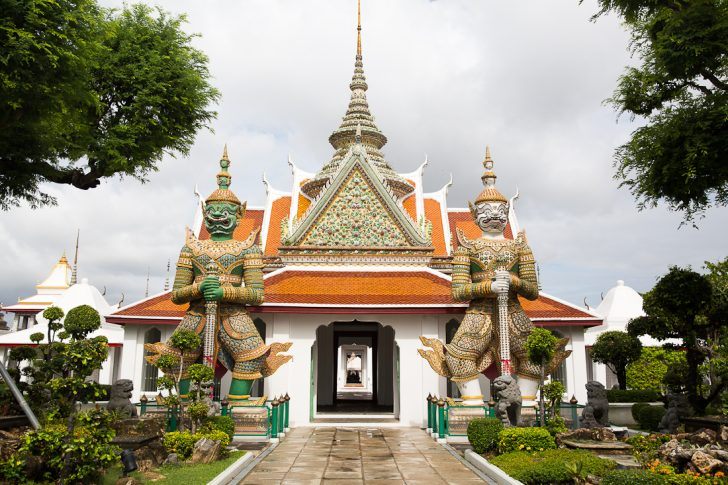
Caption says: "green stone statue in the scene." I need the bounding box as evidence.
[146,147,291,405]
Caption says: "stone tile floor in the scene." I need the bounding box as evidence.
[238,427,489,484]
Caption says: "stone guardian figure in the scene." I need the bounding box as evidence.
[419,147,569,405]
[146,147,292,405]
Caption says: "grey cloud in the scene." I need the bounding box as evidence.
[2,0,725,313]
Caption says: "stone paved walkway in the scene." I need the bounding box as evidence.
[239,427,489,484]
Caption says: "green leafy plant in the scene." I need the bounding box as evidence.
[635,405,666,432]
[202,415,235,441]
[0,305,119,482]
[497,427,556,454]
[545,415,568,436]
[162,429,231,461]
[466,417,503,454]
[490,448,614,484]
[627,347,688,391]
[525,328,559,426]
[626,433,671,465]
[632,402,652,422]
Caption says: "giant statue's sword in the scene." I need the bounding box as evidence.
[495,255,512,376]
[203,261,219,369]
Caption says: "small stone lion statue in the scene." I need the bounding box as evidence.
[493,375,522,427]
[106,379,138,418]
[659,392,692,434]
[580,381,608,428]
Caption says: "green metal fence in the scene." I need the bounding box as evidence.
[135,393,291,438]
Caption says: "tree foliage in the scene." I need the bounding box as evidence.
[0,0,219,209]
[589,0,728,220]
[526,328,559,426]
[626,346,687,391]
[591,330,643,390]
[627,260,728,414]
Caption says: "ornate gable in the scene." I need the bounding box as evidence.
[284,148,428,249]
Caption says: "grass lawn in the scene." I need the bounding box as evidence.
[100,450,245,484]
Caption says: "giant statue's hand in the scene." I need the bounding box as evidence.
[200,276,223,301]
[491,270,511,294]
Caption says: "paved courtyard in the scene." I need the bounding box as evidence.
[239,427,489,484]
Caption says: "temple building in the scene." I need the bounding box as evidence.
[107,6,602,426]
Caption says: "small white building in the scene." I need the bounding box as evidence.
[0,256,123,386]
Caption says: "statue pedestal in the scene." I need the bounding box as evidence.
[446,406,490,437]
[230,402,269,438]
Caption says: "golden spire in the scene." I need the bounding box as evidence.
[221,143,229,162]
[206,144,242,205]
[357,0,362,57]
[474,145,507,204]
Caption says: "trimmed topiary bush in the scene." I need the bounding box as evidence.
[497,427,555,454]
[490,448,615,484]
[632,402,651,421]
[466,417,503,453]
[607,389,662,402]
[635,405,666,431]
[163,431,199,460]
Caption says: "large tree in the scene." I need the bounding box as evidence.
[0,0,219,209]
[589,0,728,221]
[628,260,728,414]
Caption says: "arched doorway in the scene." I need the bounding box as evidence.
[312,321,397,416]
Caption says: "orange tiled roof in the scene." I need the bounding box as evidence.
[424,199,447,256]
[402,194,416,221]
[264,196,292,255]
[296,194,311,219]
[263,270,453,305]
[108,270,599,323]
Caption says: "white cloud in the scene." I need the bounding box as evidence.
[2,0,726,313]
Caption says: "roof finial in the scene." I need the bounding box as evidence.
[222,143,229,162]
[163,258,171,292]
[357,0,362,57]
[472,145,507,204]
[145,266,150,298]
[71,228,79,285]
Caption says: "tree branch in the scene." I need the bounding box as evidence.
[32,161,103,190]
[700,69,728,92]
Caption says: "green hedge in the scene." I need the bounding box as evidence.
[606,389,662,403]
[467,417,503,453]
[601,469,717,484]
[491,449,615,484]
[497,427,555,454]
[202,415,235,441]
[162,429,231,460]
[634,405,666,431]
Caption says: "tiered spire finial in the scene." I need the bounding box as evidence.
[357,0,362,56]
[474,146,507,204]
[300,0,414,199]
[206,144,241,205]
[71,229,79,285]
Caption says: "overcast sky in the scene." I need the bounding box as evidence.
[2,0,726,316]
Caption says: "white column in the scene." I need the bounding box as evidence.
[98,347,114,386]
[119,325,140,402]
[569,327,588,404]
[265,314,290,400]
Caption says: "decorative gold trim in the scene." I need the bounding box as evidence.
[227,393,250,400]
[460,394,483,400]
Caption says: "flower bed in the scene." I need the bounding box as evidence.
[490,448,615,484]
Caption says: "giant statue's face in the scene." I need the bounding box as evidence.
[473,201,508,235]
[204,201,240,238]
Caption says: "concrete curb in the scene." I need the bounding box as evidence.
[464,450,524,485]
[218,440,278,484]
[208,451,254,485]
